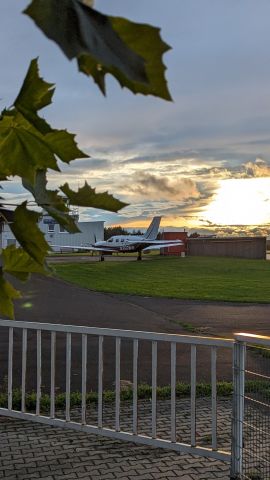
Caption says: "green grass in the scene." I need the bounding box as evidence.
[55,256,270,303]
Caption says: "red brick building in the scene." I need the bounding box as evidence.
[160,231,188,255]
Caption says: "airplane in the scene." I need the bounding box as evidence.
[51,216,183,261]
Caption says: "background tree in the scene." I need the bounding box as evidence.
[0,0,171,318]
[104,226,129,240]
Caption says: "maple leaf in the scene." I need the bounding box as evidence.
[22,171,80,233]
[24,0,171,99]
[10,202,50,265]
[60,182,128,212]
[0,272,21,319]
[3,245,50,282]
[0,59,88,184]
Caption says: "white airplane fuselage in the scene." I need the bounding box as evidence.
[94,235,148,253]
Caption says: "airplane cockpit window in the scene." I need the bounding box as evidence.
[115,239,119,243]
[108,238,113,243]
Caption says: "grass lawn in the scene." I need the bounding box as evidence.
[54,256,270,303]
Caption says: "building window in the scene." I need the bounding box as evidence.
[59,225,66,233]
[48,224,55,232]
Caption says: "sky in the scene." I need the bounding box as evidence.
[2,0,270,234]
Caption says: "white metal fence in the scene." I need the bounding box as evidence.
[0,320,269,479]
[0,319,233,463]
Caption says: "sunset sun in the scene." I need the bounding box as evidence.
[204,178,270,225]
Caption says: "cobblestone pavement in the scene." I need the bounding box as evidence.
[0,398,231,480]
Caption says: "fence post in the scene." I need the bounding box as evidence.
[230,340,246,479]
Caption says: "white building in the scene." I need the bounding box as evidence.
[0,209,104,252]
[40,213,104,252]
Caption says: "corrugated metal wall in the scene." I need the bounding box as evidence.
[187,237,266,259]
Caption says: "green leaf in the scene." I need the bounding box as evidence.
[44,130,87,164]
[80,16,172,100]
[0,271,21,319]
[14,58,55,134]
[22,170,80,233]
[15,58,54,112]
[2,245,50,282]
[9,202,50,265]
[0,60,88,183]
[0,113,59,183]
[60,182,128,212]
[24,0,171,100]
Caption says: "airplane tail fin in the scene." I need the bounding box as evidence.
[143,216,161,240]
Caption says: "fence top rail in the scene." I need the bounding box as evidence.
[234,332,270,347]
[0,319,233,348]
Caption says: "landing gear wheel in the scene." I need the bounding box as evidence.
[137,251,142,261]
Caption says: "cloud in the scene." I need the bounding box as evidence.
[120,150,199,165]
[185,158,270,181]
[126,172,201,201]
[197,219,270,237]
[241,158,270,178]
[60,158,112,173]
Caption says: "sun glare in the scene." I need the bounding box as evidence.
[204,178,270,225]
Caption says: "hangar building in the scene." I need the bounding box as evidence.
[187,236,266,260]
[40,213,104,252]
[0,209,104,252]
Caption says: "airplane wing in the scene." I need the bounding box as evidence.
[143,242,184,251]
[49,244,118,253]
[126,239,183,245]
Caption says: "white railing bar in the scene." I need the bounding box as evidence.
[234,332,270,346]
[243,421,270,436]
[171,342,176,443]
[190,345,196,447]
[244,369,270,380]
[152,341,157,439]
[98,336,103,429]
[66,333,71,422]
[245,396,270,409]
[133,339,138,435]
[0,320,233,348]
[236,448,270,466]
[0,408,232,462]
[36,330,41,416]
[8,327,13,411]
[211,346,217,451]
[21,329,27,413]
[81,334,87,425]
[115,337,121,432]
[50,331,56,419]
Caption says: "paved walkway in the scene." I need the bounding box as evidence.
[0,417,230,480]
[0,398,231,479]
